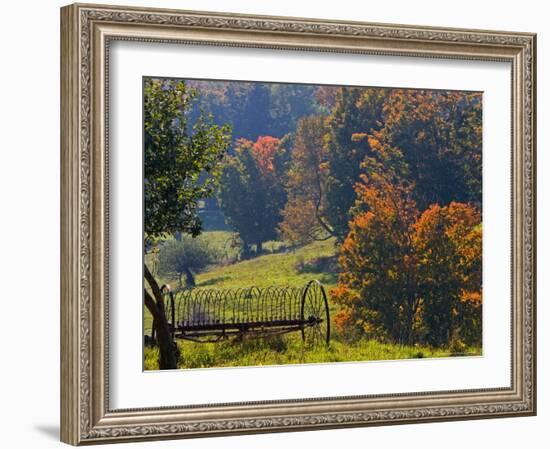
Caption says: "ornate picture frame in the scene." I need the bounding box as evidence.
[60,3,536,445]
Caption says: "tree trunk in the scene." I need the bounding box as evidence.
[404,296,416,346]
[184,266,196,288]
[144,264,178,369]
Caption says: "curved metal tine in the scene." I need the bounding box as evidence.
[268,286,277,322]
[182,289,187,326]
[205,289,216,325]
[290,287,301,320]
[218,289,224,325]
[309,281,316,314]
[212,289,220,325]
[199,290,208,325]
[215,289,223,325]
[175,291,182,327]
[192,291,199,326]
[233,288,241,324]
[278,286,285,320]
[291,287,297,320]
[262,286,272,322]
[186,290,192,326]
[244,287,250,324]
[255,286,261,323]
[252,286,261,322]
[203,290,211,325]
[259,289,267,322]
[222,289,228,325]
[180,290,185,326]
[245,287,251,323]
[295,286,300,319]
[243,287,249,324]
[240,287,247,324]
[287,288,294,321]
[276,287,284,321]
[235,287,242,324]
[246,286,258,323]
[309,282,317,317]
[313,283,322,317]
[250,287,257,322]
[180,290,187,325]
[271,287,279,321]
[270,286,280,322]
[195,290,201,326]
[298,286,305,319]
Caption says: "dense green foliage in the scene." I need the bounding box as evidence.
[144,78,231,239]
[323,88,389,239]
[188,80,326,140]
[217,136,287,256]
[158,236,217,288]
[371,90,482,210]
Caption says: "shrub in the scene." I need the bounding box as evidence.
[158,236,217,287]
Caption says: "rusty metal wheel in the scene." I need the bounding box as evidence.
[300,280,330,348]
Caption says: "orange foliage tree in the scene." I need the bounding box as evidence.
[413,203,482,346]
[252,135,281,175]
[332,165,482,347]
[278,115,333,246]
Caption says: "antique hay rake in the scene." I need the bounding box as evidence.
[159,280,330,348]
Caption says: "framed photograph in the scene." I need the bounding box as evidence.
[60,3,536,445]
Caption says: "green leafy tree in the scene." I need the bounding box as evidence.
[218,136,286,256]
[144,78,231,369]
[323,87,389,239]
[158,237,216,288]
[268,84,320,136]
[370,89,482,210]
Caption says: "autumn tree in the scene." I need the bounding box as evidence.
[332,163,482,347]
[413,203,482,346]
[218,136,287,256]
[332,167,420,344]
[314,85,339,112]
[323,87,389,239]
[144,78,231,368]
[373,89,482,210]
[278,115,333,246]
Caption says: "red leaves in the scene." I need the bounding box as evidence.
[252,135,281,175]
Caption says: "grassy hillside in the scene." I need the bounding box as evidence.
[197,235,338,290]
[144,232,481,370]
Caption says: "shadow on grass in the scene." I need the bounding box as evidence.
[318,272,338,285]
[198,275,231,287]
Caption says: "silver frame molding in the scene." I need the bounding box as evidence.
[60,3,536,445]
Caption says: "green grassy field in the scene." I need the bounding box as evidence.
[144,334,456,370]
[144,231,481,370]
